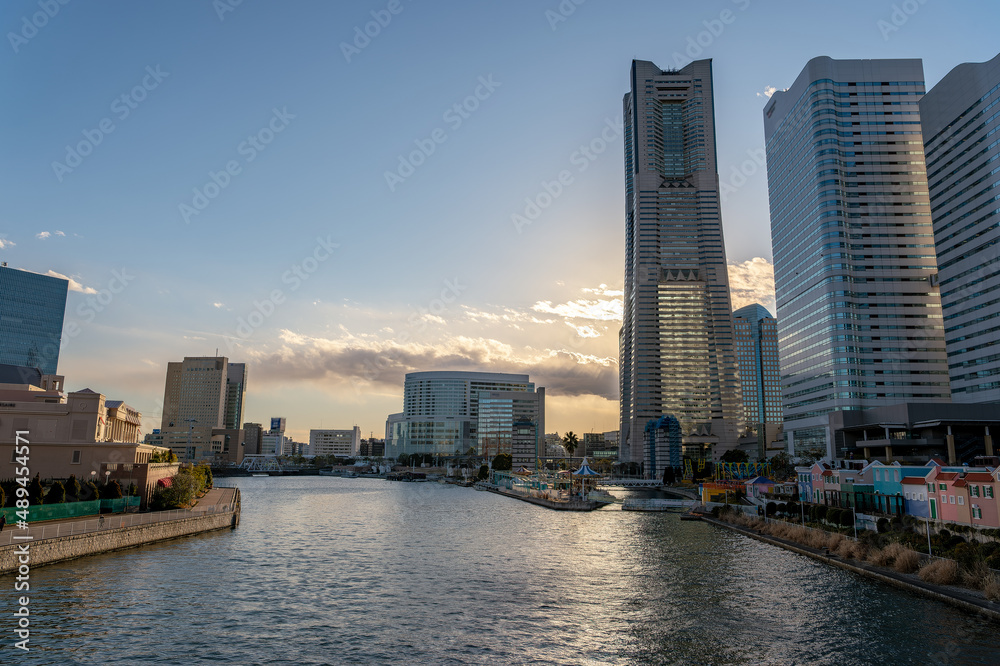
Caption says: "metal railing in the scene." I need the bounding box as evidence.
[0,502,237,547]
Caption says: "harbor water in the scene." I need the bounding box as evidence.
[4,477,997,664]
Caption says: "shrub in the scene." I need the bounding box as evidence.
[85,481,100,501]
[766,502,777,517]
[28,474,44,505]
[869,542,907,567]
[877,518,889,534]
[893,548,920,574]
[984,574,1000,602]
[919,559,959,585]
[104,480,123,500]
[827,508,842,526]
[45,481,66,504]
[840,509,854,528]
[65,474,82,502]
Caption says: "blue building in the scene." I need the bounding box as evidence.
[645,415,682,480]
[0,264,68,374]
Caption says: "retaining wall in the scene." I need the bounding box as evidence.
[0,510,238,575]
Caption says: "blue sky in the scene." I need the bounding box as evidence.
[3,0,998,442]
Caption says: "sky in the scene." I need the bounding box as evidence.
[3,0,999,443]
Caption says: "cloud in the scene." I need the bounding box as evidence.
[0,237,13,249]
[247,329,617,400]
[566,322,600,338]
[532,298,622,321]
[582,284,624,297]
[37,232,51,240]
[55,230,66,237]
[757,85,779,99]
[213,302,227,309]
[727,257,775,313]
[45,270,98,294]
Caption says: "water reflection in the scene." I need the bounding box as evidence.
[3,477,996,664]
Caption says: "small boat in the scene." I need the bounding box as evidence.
[251,473,268,477]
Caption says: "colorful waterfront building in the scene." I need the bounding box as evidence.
[901,476,932,518]
[964,472,999,528]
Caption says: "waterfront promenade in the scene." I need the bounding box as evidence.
[0,488,239,574]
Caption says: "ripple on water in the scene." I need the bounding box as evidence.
[4,477,997,665]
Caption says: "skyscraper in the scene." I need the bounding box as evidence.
[763,57,951,457]
[158,356,247,462]
[0,264,68,375]
[619,59,743,478]
[733,304,783,459]
[920,52,1000,402]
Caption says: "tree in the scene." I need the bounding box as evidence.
[765,501,777,517]
[85,481,100,501]
[491,453,512,471]
[720,449,749,464]
[45,481,66,504]
[769,452,796,481]
[840,508,854,528]
[65,474,82,502]
[562,431,579,457]
[28,473,44,505]
[104,480,123,500]
[663,466,676,484]
[0,484,5,509]
[476,465,489,481]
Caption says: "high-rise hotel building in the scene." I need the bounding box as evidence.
[763,57,951,458]
[619,59,743,476]
[920,53,1000,403]
[157,356,247,462]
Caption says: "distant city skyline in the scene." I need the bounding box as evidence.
[3,1,999,442]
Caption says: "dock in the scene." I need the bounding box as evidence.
[477,483,607,511]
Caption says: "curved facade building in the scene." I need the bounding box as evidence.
[385,371,543,461]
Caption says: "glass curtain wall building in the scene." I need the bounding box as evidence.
[619,59,743,478]
[763,57,951,458]
[0,265,69,375]
[920,52,1000,402]
[733,304,783,459]
[386,371,541,459]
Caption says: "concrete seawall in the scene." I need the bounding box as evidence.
[701,516,1000,624]
[0,489,240,575]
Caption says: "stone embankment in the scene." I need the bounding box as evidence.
[0,487,240,575]
[701,514,1000,624]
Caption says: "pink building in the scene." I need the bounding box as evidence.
[965,472,1000,528]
